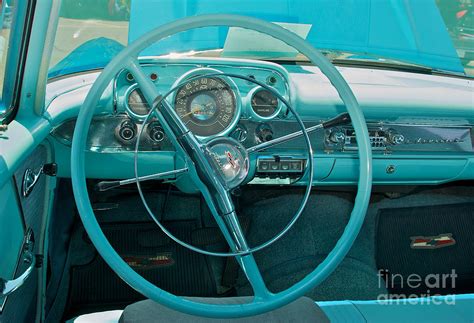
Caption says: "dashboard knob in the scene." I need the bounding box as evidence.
[388,129,405,145]
[255,123,274,143]
[147,122,165,143]
[230,125,248,143]
[116,120,137,142]
[329,130,346,144]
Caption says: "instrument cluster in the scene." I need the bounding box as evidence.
[112,62,289,149]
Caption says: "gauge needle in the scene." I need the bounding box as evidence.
[181,107,201,117]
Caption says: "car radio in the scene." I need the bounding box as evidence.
[325,127,398,151]
[255,156,306,179]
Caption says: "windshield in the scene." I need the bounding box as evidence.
[48,0,474,78]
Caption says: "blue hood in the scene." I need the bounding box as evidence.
[128,0,464,73]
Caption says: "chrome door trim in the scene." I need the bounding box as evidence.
[0,229,35,311]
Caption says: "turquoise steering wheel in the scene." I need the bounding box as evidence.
[71,14,372,318]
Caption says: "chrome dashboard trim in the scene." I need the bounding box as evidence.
[246,85,285,121]
[123,83,150,121]
[116,60,290,120]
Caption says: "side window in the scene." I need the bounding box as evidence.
[0,0,13,108]
[0,0,32,124]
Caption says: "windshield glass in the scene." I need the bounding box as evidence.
[48,0,474,78]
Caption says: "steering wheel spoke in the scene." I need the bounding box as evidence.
[191,187,271,298]
[127,59,161,106]
[214,211,272,299]
[240,254,272,300]
[127,60,188,141]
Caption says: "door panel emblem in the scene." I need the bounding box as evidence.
[410,233,456,249]
[123,253,174,269]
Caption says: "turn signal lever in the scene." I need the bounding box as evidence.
[95,168,189,192]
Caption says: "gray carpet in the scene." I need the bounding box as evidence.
[236,193,386,301]
[235,185,474,301]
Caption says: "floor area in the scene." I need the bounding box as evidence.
[43,181,474,322]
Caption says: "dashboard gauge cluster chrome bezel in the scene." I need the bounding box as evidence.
[247,86,283,121]
[170,67,242,140]
[118,62,291,132]
[123,83,151,121]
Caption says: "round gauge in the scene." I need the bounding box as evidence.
[251,89,279,118]
[174,77,237,137]
[126,87,150,117]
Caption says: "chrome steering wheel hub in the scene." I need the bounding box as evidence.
[206,137,249,190]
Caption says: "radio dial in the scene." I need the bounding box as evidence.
[329,130,346,144]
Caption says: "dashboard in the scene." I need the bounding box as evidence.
[47,57,474,190]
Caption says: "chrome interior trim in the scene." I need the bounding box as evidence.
[0,229,35,311]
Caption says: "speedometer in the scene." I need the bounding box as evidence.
[174,77,237,137]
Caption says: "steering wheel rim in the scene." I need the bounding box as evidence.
[71,14,372,318]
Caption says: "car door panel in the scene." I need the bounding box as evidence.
[0,138,55,322]
[0,180,24,284]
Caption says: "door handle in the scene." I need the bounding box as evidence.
[0,229,35,298]
[22,163,57,197]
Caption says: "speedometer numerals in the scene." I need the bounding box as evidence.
[174,77,236,137]
[220,114,231,123]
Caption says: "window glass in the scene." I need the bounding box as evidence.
[437,0,474,76]
[0,0,14,103]
[47,0,473,78]
[48,0,130,78]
